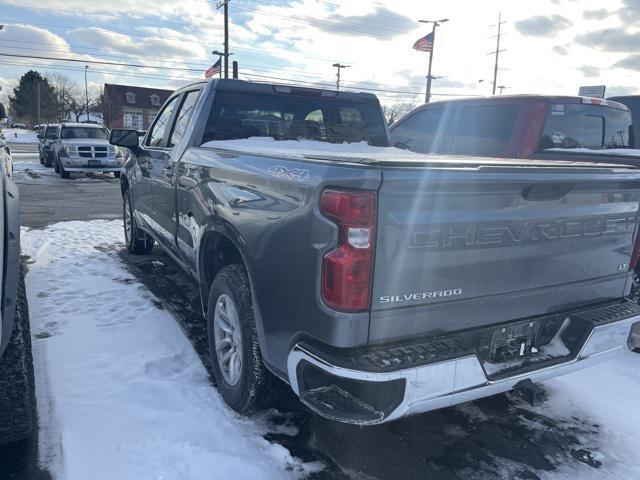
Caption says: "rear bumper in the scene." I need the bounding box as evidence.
[287,305,640,425]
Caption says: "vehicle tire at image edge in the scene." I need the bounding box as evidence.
[0,266,36,445]
[59,161,70,179]
[123,189,154,254]
[207,264,282,415]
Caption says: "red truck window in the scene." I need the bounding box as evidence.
[447,104,519,155]
[538,104,632,151]
[391,104,519,156]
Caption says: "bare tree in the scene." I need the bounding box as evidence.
[47,73,84,121]
[382,102,417,125]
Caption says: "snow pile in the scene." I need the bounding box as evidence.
[540,351,640,479]
[2,128,38,143]
[201,136,422,161]
[23,220,316,480]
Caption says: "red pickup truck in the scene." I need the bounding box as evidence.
[390,95,636,163]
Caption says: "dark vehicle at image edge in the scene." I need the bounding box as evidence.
[111,80,640,425]
[0,103,36,443]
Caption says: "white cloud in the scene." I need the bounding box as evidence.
[1,0,639,103]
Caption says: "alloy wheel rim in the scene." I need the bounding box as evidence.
[124,198,132,244]
[213,293,243,386]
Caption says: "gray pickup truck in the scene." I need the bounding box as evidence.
[110,79,640,425]
[0,103,35,443]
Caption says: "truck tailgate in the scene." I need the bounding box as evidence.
[370,164,640,342]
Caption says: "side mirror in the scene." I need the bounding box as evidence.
[0,103,6,120]
[110,129,140,148]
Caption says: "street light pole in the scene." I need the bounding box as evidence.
[418,18,449,103]
[212,50,232,78]
[332,63,350,90]
[84,65,89,122]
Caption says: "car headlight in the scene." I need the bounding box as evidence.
[110,145,118,155]
[62,145,75,155]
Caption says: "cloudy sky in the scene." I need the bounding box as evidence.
[0,0,638,106]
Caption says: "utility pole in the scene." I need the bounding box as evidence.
[217,0,230,78]
[418,18,449,103]
[84,65,89,122]
[332,63,349,90]
[489,13,506,96]
[212,50,232,78]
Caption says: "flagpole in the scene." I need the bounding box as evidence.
[425,24,435,104]
[418,18,449,104]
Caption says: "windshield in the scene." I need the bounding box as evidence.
[201,91,388,146]
[538,103,632,151]
[45,127,58,139]
[390,103,520,156]
[60,127,109,140]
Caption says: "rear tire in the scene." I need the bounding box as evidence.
[207,265,281,414]
[53,157,59,173]
[0,266,36,445]
[123,189,154,254]
[44,154,52,168]
[59,162,70,179]
[113,171,121,179]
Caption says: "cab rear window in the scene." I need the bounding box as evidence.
[538,103,632,150]
[201,92,388,146]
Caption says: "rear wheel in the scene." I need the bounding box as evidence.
[53,157,59,173]
[123,189,154,254]
[207,265,281,414]
[44,154,52,168]
[0,266,36,445]
[113,171,121,179]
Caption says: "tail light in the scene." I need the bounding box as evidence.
[320,189,376,312]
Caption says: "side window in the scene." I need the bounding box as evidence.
[169,90,201,147]
[146,95,180,148]
[390,107,447,153]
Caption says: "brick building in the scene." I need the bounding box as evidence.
[102,84,173,130]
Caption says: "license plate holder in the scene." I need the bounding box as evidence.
[88,159,101,166]
[489,320,539,362]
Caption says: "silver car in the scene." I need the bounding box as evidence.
[52,123,124,179]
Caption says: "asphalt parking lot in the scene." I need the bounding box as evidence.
[4,143,636,480]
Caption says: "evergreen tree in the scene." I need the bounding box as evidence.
[9,71,58,124]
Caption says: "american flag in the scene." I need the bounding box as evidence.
[412,32,434,52]
[205,59,222,78]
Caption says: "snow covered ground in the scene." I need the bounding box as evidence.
[2,128,38,144]
[21,219,640,479]
[22,220,320,480]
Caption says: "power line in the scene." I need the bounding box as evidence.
[0,18,357,64]
[0,51,435,96]
[0,38,406,87]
